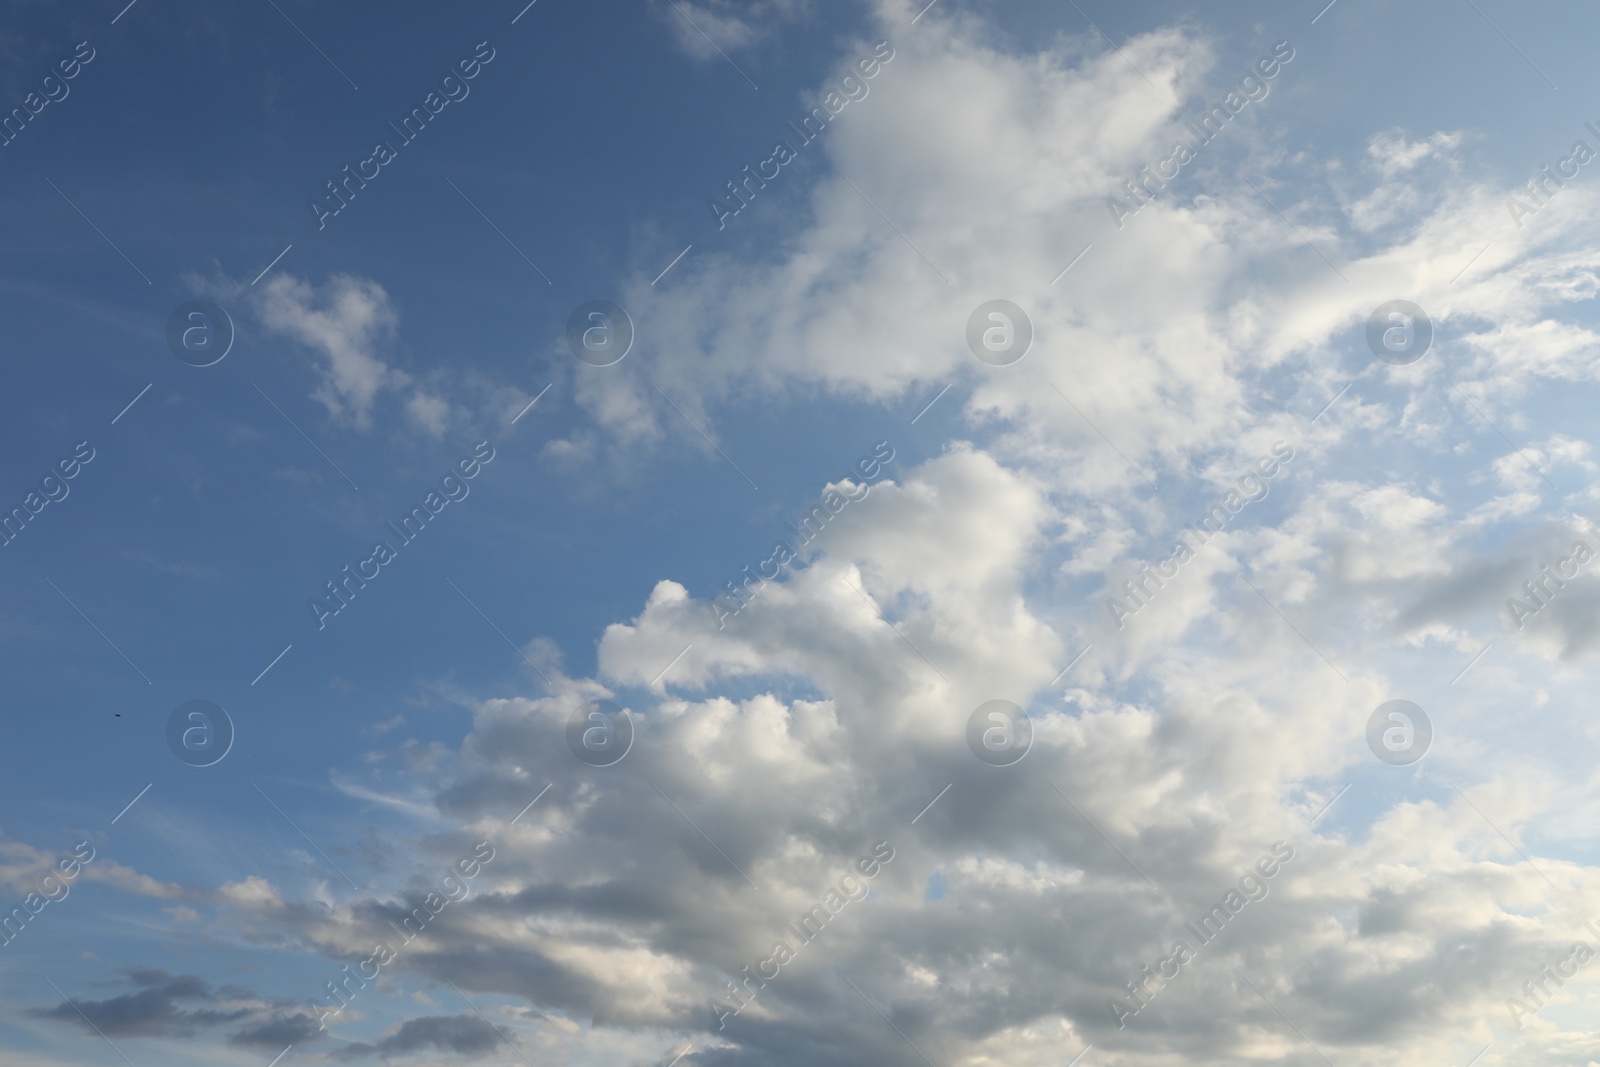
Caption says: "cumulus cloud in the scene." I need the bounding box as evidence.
[191,436,1592,1065]
[425,4,1600,1053]
[53,5,1600,1067]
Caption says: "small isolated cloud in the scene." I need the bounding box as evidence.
[216,875,283,910]
[658,0,809,59]
[253,274,404,429]
[1365,127,1464,178]
[405,391,451,438]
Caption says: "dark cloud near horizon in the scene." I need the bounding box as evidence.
[231,1010,326,1049]
[334,1013,503,1059]
[32,968,249,1038]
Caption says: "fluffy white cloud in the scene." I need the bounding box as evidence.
[48,4,1600,1066]
[248,272,484,441]
[253,273,402,429]
[167,434,1599,1064]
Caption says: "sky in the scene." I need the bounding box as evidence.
[4,0,1600,1064]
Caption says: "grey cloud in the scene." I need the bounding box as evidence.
[32,969,248,1038]
[230,1011,326,1049]
[335,1013,502,1059]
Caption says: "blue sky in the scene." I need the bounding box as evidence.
[6,0,1600,1065]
